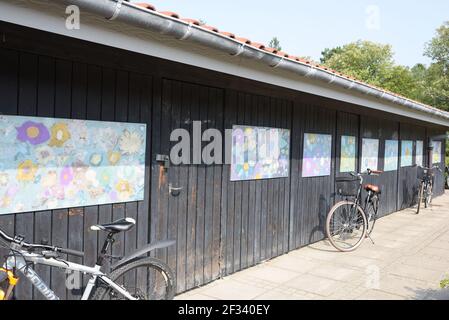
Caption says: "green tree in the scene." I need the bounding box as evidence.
[422,21,449,111]
[320,47,343,64]
[425,21,449,73]
[321,40,417,96]
[268,37,282,51]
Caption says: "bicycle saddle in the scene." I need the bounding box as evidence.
[90,217,136,233]
[364,184,381,194]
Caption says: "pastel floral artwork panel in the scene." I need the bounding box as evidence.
[384,140,398,171]
[416,140,423,166]
[302,133,332,177]
[432,141,442,164]
[340,135,356,173]
[400,140,413,167]
[361,138,379,172]
[230,126,290,181]
[0,115,146,215]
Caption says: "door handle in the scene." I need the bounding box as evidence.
[169,183,183,196]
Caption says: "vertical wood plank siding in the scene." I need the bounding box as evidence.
[0,35,447,299]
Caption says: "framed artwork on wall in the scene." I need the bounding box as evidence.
[302,133,332,177]
[0,115,147,215]
[416,140,424,166]
[361,138,379,172]
[384,140,399,171]
[340,135,356,173]
[401,140,413,167]
[230,125,290,181]
[432,140,442,164]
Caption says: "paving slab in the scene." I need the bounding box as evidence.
[176,191,449,300]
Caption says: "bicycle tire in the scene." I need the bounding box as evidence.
[417,182,424,214]
[366,195,378,236]
[425,182,433,208]
[91,257,175,300]
[326,200,367,252]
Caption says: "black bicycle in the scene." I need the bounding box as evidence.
[445,165,449,189]
[416,165,442,214]
[326,169,383,252]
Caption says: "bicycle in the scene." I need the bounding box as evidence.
[0,217,175,300]
[445,165,449,189]
[416,165,442,214]
[325,168,383,252]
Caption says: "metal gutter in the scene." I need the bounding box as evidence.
[59,0,449,122]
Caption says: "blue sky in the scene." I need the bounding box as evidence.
[131,0,448,67]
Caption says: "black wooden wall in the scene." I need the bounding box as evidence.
[0,23,447,299]
[0,49,153,299]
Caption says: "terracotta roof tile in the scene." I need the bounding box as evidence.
[181,18,200,26]
[135,2,156,11]
[202,25,219,32]
[159,11,180,19]
[219,31,236,39]
[277,51,289,58]
[250,42,265,50]
[236,37,252,44]
[264,47,278,54]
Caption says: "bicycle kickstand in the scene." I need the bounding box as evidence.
[366,233,375,245]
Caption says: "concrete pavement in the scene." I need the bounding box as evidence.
[176,191,449,300]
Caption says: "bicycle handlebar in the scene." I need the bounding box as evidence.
[0,228,84,257]
[57,247,84,257]
[417,165,443,174]
[350,168,383,177]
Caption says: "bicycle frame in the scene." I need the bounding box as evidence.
[3,248,136,300]
[345,173,378,225]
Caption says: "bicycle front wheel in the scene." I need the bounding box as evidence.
[417,182,424,214]
[326,201,367,252]
[424,182,433,208]
[92,257,175,300]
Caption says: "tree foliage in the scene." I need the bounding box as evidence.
[268,37,282,51]
[321,41,418,97]
[421,21,449,111]
[320,47,343,64]
[320,23,449,112]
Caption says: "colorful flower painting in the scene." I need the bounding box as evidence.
[0,115,146,215]
[432,140,442,164]
[401,140,413,167]
[230,126,290,181]
[361,138,379,172]
[384,140,398,171]
[340,135,356,173]
[302,133,332,177]
[416,140,423,166]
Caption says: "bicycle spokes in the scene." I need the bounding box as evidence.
[327,202,367,251]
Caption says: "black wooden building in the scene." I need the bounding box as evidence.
[0,1,448,299]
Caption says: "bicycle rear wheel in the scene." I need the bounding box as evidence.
[326,200,367,252]
[92,257,175,300]
[366,195,378,236]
